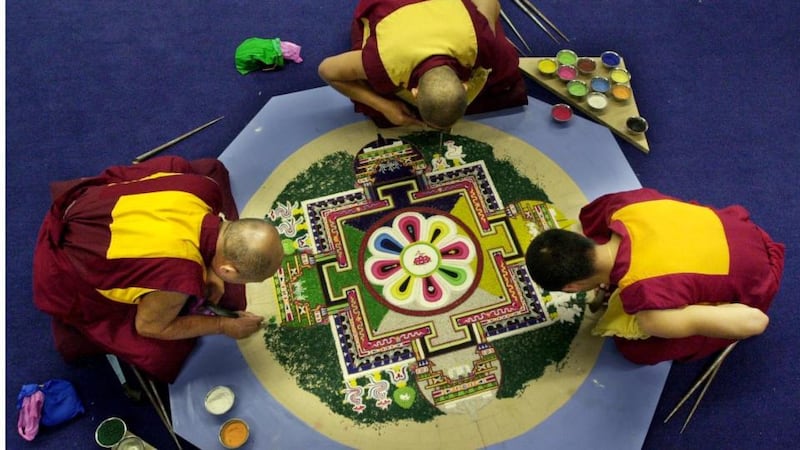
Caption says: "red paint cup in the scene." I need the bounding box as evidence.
[551,103,573,122]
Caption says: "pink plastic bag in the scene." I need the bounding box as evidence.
[17,390,44,441]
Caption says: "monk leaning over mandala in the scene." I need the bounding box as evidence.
[318,0,528,129]
[525,188,785,364]
[32,156,284,382]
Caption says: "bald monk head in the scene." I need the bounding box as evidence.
[212,218,284,283]
[414,65,468,130]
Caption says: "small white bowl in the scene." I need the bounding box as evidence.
[204,385,235,415]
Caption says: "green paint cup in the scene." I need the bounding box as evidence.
[567,80,588,98]
[95,417,127,448]
[556,49,578,66]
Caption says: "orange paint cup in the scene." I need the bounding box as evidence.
[219,418,250,449]
[610,84,632,102]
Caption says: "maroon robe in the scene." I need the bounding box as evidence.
[350,0,528,126]
[33,156,245,382]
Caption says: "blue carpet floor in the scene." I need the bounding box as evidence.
[6,1,799,448]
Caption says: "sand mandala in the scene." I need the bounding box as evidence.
[239,121,603,448]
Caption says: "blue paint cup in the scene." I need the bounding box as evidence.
[590,76,611,93]
[600,51,621,69]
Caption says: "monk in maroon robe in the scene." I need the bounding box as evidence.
[319,0,527,128]
[33,156,284,382]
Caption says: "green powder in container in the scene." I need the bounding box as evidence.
[96,417,126,447]
[567,80,588,97]
[556,49,578,66]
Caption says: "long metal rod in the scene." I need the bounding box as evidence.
[520,0,569,42]
[500,8,532,55]
[511,0,559,44]
[132,116,224,164]
[680,362,721,433]
[505,37,524,57]
[664,342,738,429]
[131,365,184,450]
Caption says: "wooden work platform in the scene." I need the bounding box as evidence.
[519,56,650,154]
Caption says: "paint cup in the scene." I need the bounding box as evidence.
[610,84,632,102]
[609,67,631,84]
[566,80,588,99]
[205,385,235,415]
[95,417,128,448]
[586,92,609,111]
[626,116,649,134]
[116,436,145,450]
[556,49,578,66]
[590,76,611,93]
[556,64,578,82]
[219,418,250,449]
[537,58,558,77]
[600,50,621,69]
[576,57,597,75]
[551,103,573,123]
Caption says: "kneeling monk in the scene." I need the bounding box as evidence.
[33,156,284,382]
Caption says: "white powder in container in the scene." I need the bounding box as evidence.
[205,386,235,415]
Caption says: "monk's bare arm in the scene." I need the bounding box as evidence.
[318,51,389,111]
[471,0,499,34]
[135,291,263,340]
[318,50,423,126]
[636,303,769,340]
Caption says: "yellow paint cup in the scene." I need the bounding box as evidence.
[609,68,631,84]
[537,58,558,77]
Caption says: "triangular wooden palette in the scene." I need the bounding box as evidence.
[519,56,650,154]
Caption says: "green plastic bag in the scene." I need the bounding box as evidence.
[235,37,285,75]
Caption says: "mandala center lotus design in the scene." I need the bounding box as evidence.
[364,211,477,313]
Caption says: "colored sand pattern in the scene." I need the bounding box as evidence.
[221,420,249,448]
[96,418,126,447]
[263,132,581,425]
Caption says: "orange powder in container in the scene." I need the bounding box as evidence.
[611,85,632,101]
[220,419,249,449]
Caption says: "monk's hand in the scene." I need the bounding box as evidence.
[219,311,265,339]
[383,100,424,127]
[588,284,611,313]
